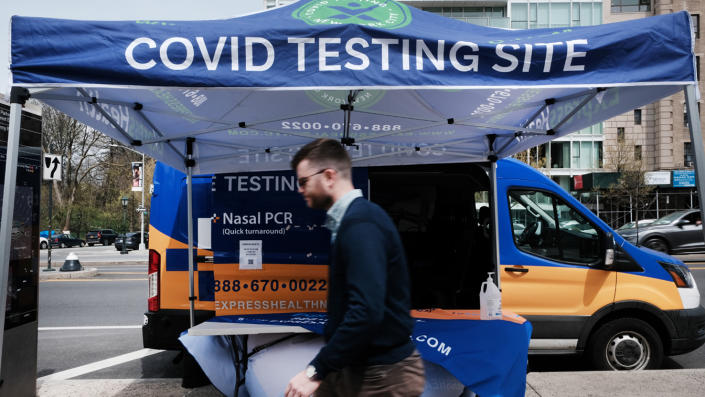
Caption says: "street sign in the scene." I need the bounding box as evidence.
[42,153,62,181]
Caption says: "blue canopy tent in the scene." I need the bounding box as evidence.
[2,0,704,377]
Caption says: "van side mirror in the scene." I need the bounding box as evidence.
[604,249,615,267]
[676,219,691,228]
[603,233,615,267]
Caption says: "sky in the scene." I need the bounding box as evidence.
[0,0,265,98]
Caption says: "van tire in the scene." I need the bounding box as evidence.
[643,237,669,253]
[588,318,663,371]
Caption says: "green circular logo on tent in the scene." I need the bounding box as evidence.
[293,0,412,30]
[306,90,385,109]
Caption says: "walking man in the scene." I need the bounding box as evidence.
[285,138,425,397]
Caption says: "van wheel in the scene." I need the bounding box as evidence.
[643,238,669,253]
[588,318,663,371]
[40,241,48,249]
[103,240,109,246]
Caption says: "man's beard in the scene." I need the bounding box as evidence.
[309,194,333,211]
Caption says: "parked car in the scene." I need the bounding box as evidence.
[618,209,704,254]
[39,236,48,249]
[617,219,657,231]
[115,232,149,251]
[85,229,117,246]
[50,234,86,248]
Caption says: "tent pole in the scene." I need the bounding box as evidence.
[684,84,705,243]
[186,137,196,328]
[0,87,30,376]
[490,160,501,289]
[487,135,501,289]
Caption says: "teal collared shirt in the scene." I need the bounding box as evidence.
[325,189,363,243]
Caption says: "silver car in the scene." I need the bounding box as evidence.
[618,209,704,254]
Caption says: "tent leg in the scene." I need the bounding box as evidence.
[489,161,501,289]
[0,87,30,376]
[684,84,705,243]
[186,138,196,328]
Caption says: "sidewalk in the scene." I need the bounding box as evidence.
[526,368,705,396]
[36,368,705,396]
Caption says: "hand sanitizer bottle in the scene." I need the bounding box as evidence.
[480,272,502,320]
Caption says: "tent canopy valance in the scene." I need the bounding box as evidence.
[9,1,696,174]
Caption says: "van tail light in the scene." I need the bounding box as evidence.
[659,261,694,288]
[148,249,161,312]
[97,232,102,238]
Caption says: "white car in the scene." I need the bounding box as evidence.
[39,236,48,249]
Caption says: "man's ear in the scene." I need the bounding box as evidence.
[323,168,337,185]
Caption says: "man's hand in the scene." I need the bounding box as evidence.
[285,370,321,397]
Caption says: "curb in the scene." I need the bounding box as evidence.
[40,261,147,267]
[39,267,98,280]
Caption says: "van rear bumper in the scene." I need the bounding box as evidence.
[143,309,215,350]
[666,305,705,355]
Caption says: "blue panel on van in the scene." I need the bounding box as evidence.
[198,271,214,302]
[166,248,198,272]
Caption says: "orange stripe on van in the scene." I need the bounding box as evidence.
[500,265,616,316]
[411,309,527,324]
[214,263,328,316]
[615,272,684,310]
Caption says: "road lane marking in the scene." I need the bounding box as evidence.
[99,272,145,274]
[37,348,163,381]
[39,325,141,331]
[41,278,147,282]
[689,267,705,270]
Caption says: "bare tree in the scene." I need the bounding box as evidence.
[601,136,654,223]
[41,106,112,232]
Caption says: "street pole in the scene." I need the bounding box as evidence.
[110,144,146,251]
[121,196,128,255]
[46,183,55,271]
[139,151,145,250]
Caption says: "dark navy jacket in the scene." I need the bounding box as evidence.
[309,197,415,378]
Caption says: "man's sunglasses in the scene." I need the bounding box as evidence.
[297,169,328,187]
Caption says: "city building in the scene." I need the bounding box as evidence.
[264,1,702,207]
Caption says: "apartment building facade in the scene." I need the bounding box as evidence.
[264,1,702,194]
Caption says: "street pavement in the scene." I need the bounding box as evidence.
[35,252,705,396]
[36,369,705,396]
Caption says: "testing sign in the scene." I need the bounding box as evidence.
[210,169,368,315]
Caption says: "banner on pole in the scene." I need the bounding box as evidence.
[131,162,143,192]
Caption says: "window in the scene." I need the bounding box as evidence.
[508,190,601,264]
[634,145,642,161]
[511,3,528,29]
[611,0,651,13]
[634,109,642,125]
[684,103,701,126]
[697,56,700,82]
[694,15,700,39]
[685,142,695,166]
[617,127,625,140]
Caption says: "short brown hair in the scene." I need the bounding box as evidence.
[291,138,352,178]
